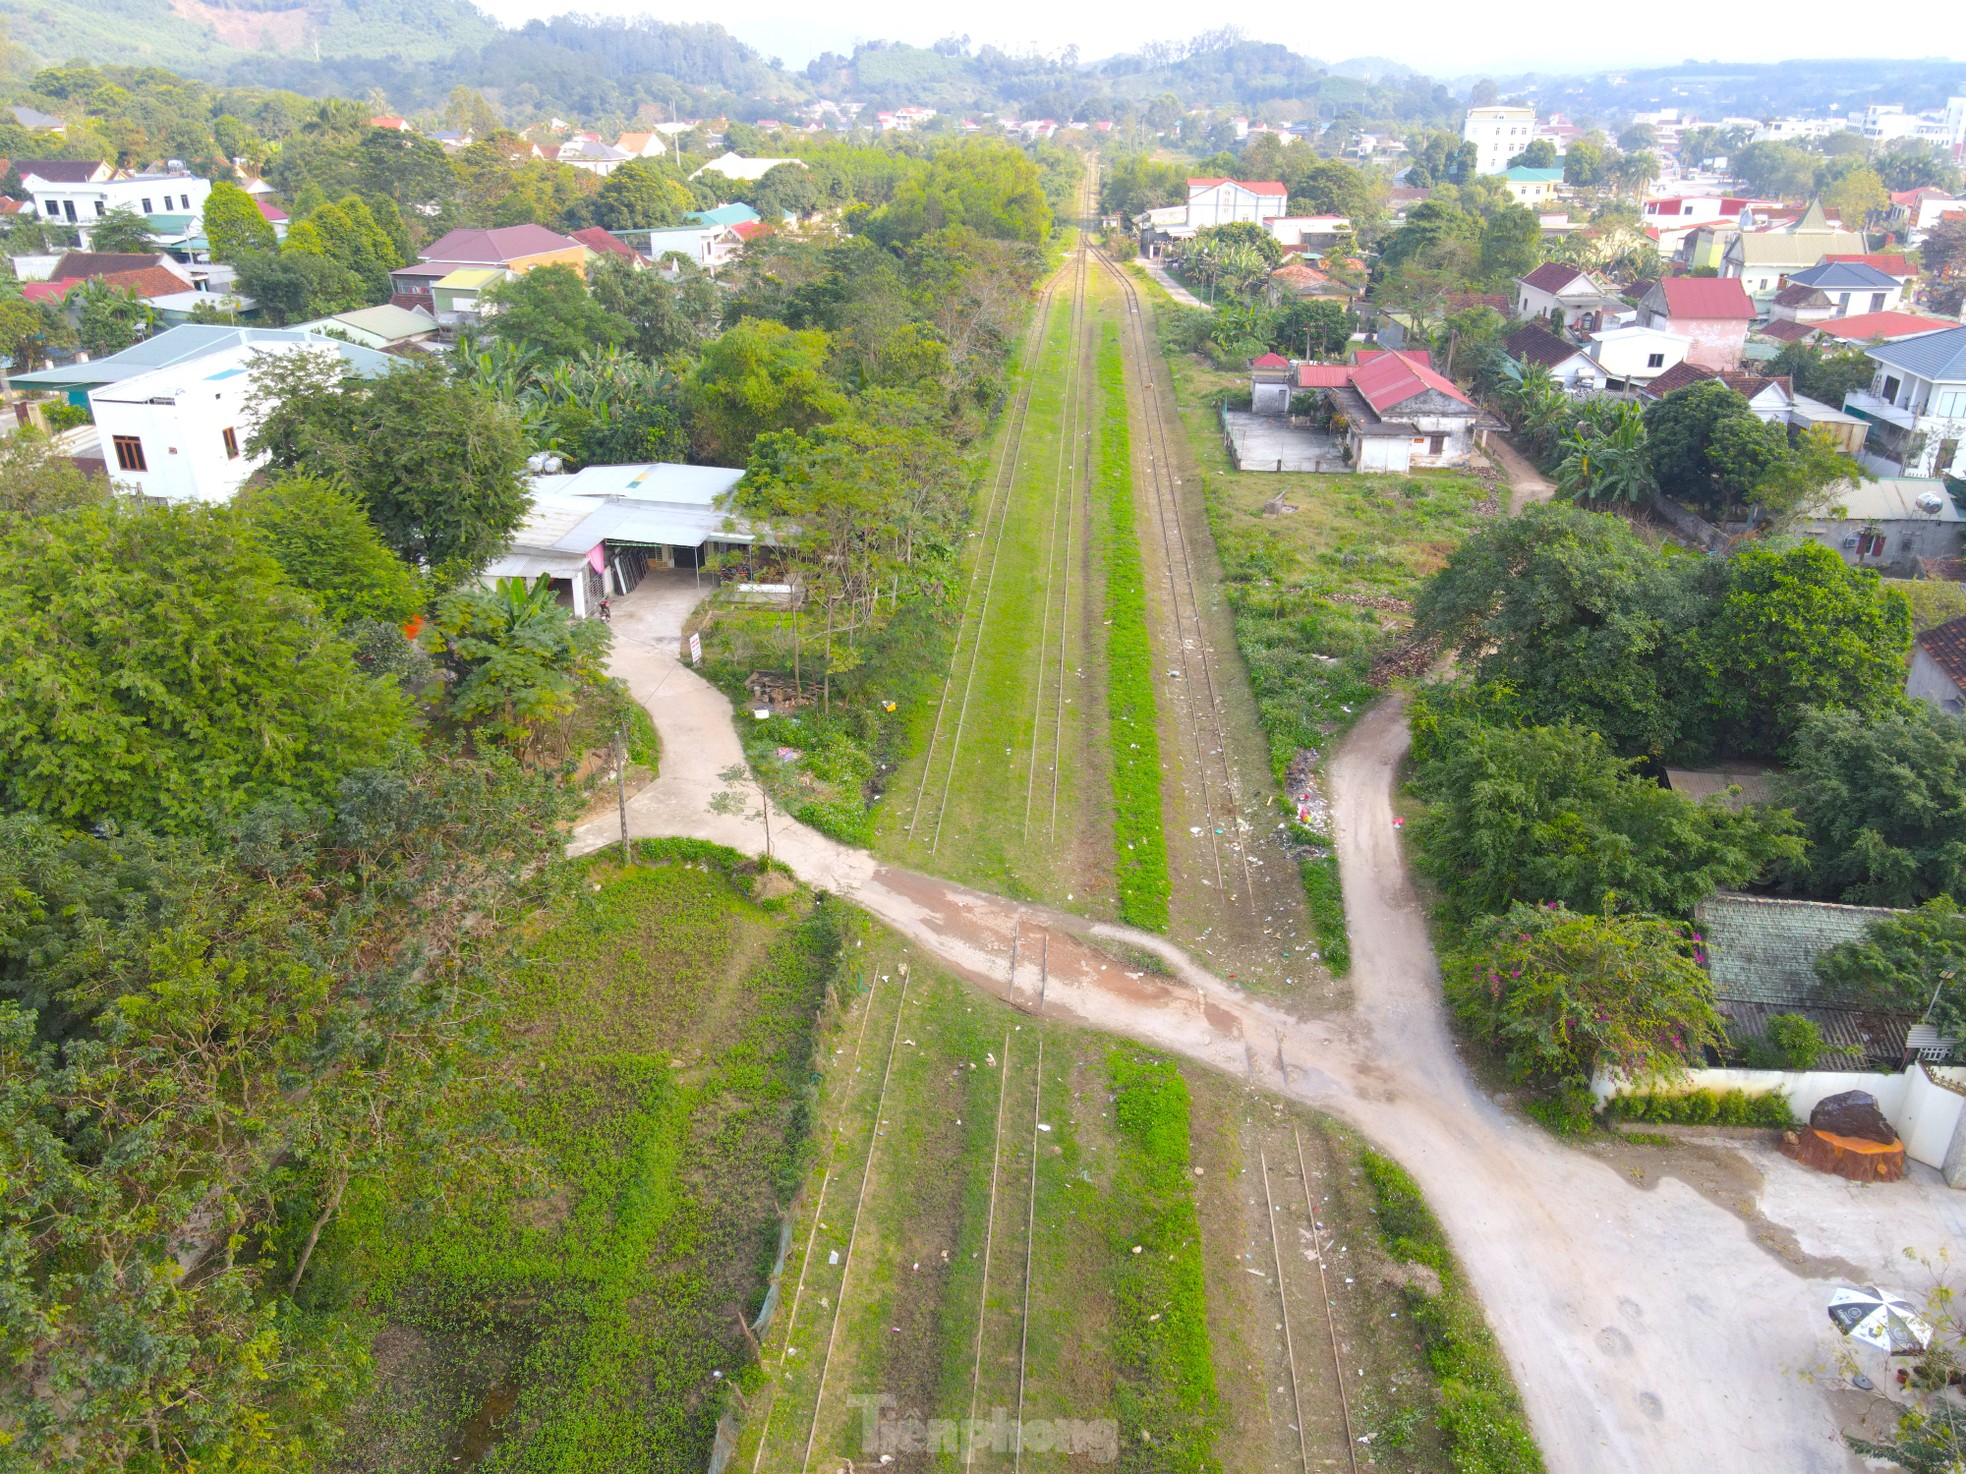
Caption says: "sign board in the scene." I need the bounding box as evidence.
[688,631,702,666]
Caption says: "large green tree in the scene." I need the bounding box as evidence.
[202,177,276,261]
[235,474,424,627]
[685,317,847,463]
[866,140,1050,246]
[1408,706,1801,918]
[0,499,409,829]
[482,262,624,360]
[1782,706,1966,905]
[247,352,529,581]
[1814,898,1966,1039]
[589,158,693,231]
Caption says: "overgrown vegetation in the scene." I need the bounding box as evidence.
[1360,1152,1544,1474]
[1105,1051,1222,1469]
[1602,1088,1798,1128]
[1099,327,1172,930]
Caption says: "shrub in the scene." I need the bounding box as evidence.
[1602,1088,1797,1128]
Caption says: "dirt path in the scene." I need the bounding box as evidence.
[1486,432,1556,512]
[1137,256,1205,309]
[577,579,1965,1474]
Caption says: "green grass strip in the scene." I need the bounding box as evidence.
[1106,1050,1221,1471]
[1097,325,1171,932]
[1359,1150,1545,1474]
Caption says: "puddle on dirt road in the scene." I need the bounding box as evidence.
[448,1377,519,1468]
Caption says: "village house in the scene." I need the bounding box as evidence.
[1325,350,1498,472]
[290,303,440,351]
[483,462,767,615]
[1504,323,1608,393]
[1908,616,1966,715]
[1887,188,1966,244]
[1183,177,1289,228]
[1637,277,1755,371]
[546,137,632,177]
[15,159,211,230]
[1721,199,1864,299]
[1768,283,1839,326]
[1501,166,1563,206]
[1792,477,1961,576]
[1512,262,1626,331]
[6,326,393,497]
[1697,893,1956,1069]
[389,224,593,319]
[1785,260,1906,318]
[1587,324,1694,388]
[689,151,806,183]
[1844,324,1966,478]
[1813,311,1960,347]
[1265,215,1351,251]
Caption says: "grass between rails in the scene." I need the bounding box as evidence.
[327,840,842,1474]
[1361,1151,1545,1474]
[1148,326,1499,978]
[1098,323,1172,932]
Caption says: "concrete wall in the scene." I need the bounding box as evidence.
[1667,316,1749,371]
[1909,644,1966,714]
[90,384,258,503]
[1594,1063,1966,1180]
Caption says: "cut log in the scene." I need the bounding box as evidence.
[1780,1127,1905,1183]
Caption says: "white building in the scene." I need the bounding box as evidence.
[1844,325,1966,479]
[1462,105,1537,177]
[20,163,210,229]
[1587,324,1694,386]
[1184,178,1289,228]
[689,151,806,184]
[1856,99,1966,154]
[89,337,392,503]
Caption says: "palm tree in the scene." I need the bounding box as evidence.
[1555,401,1655,505]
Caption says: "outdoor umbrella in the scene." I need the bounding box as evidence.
[1827,1286,1934,1356]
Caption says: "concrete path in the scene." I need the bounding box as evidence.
[1136,256,1206,309]
[573,571,1964,1474]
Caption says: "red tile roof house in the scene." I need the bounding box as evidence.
[569,226,644,264]
[388,224,593,306]
[1909,615,1966,716]
[1323,350,1500,472]
[1638,276,1755,371]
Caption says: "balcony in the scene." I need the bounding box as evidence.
[1842,389,1918,431]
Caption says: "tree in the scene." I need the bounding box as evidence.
[1412,504,1708,757]
[432,574,613,756]
[751,162,818,218]
[865,140,1050,246]
[0,499,409,829]
[72,278,157,356]
[232,248,368,324]
[1782,705,1966,905]
[1408,708,1800,918]
[1691,542,1911,757]
[445,85,502,139]
[1100,153,1186,216]
[1822,167,1889,234]
[1923,216,1966,316]
[1618,123,1659,152]
[685,317,847,463]
[587,255,703,358]
[1767,341,1877,405]
[356,128,458,214]
[1445,903,1727,1087]
[247,352,529,581]
[1562,138,1609,188]
[1508,139,1558,170]
[1644,378,1777,516]
[203,177,276,261]
[590,158,693,230]
[1478,202,1544,285]
[1555,399,1655,505]
[0,294,75,370]
[1877,140,1963,194]
[1814,899,1966,1040]
[235,475,423,626]
[87,205,154,253]
[0,429,107,521]
[481,263,624,360]
[1731,142,1822,199]
[1277,297,1356,359]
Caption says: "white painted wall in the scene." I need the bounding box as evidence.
[1593,1064,1966,1178]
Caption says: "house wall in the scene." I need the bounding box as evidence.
[1186,184,1286,228]
[1796,515,1963,574]
[1251,379,1292,415]
[508,246,591,279]
[27,174,210,227]
[1591,331,1690,381]
[1351,434,1411,473]
[89,381,257,503]
[1462,106,1536,176]
[1667,315,1749,371]
[1350,412,1481,470]
[1909,645,1966,714]
[1592,1064,1966,1178]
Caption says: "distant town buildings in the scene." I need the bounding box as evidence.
[1462,105,1537,176]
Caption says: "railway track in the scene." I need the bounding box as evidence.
[1092,248,1262,917]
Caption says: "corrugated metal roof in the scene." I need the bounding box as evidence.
[1803,477,1962,523]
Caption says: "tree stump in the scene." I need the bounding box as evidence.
[1780,1127,1906,1182]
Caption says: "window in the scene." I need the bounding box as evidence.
[1855,530,1886,558]
[43,200,57,216]
[180,194,190,210]
[93,201,104,216]
[62,201,75,222]
[221,427,239,460]
[1427,433,1446,456]
[112,435,147,472]
[1871,292,1886,313]
[1883,375,1902,403]
[140,198,152,214]
[1646,352,1665,368]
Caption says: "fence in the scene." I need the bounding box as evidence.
[1593,1061,1966,1185]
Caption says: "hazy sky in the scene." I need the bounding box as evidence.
[476,0,1955,77]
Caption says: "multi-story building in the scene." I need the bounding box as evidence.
[16,160,210,228]
[1462,105,1537,177]
[1844,325,1966,480]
